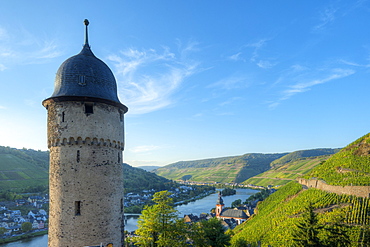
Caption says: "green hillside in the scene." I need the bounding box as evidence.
[0,146,49,190]
[0,146,174,193]
[123,163,174,193]
[243,155,334,187]
[155,149,339,184]
[304,133,370,186]
[270,148,340,168]
[155,153,287,183]
[231,134,370,246]
[231,181,370,246]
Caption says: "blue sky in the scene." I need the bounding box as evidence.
[0,1,369,167]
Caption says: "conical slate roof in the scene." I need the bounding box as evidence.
[44,20,127,112]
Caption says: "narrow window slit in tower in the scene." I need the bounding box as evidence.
[118,152,120,163]
[85,103,94,114]
[119,111,123,122]
[120,198,123,213]
[77,150,80,163]
[62,112,65,122]
[75,201,81,216]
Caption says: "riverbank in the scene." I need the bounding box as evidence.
[125,189,216,213]
[1,188,259,246]
[0,230,47,245]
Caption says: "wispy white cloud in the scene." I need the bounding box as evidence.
[257,60,275,69]
[129,145,161,153]
[109,42,199,114]
[246,39,268,63]
[228,52,244,62]
[269,67,355,108]
[219,97,243,107]
[208,76,249,90]
[313,5,338,31]
[0,64,6,71]
[243,39,277,69]
[339,59,370,68]
[0,26,62,70]
[192,113,203,118]
[0,105,6,109]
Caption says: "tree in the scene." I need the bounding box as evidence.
[0,227,6,235]
[292,203,350,247]
[21,222,32,232]
[191,217,231,247]
[135,190,187,247]
[292,204,322,247]
[231,199,242,208]
[320,221,350,247]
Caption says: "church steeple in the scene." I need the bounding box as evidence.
[216,192,224,217]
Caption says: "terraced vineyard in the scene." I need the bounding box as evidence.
[231,181,370,246]
[155,153,287,183]
[0,147,49,190]
[243,155,332,187]
[305,133,370,186]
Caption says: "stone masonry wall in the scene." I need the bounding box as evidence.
[45,100,124,247]
[297,178,370,198]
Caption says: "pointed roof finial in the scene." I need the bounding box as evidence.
[84,19,90,46]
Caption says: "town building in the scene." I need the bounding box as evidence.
[42,20,127,247]
[215,192,248,225]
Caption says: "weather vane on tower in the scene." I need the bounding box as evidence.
[84,19,89,46]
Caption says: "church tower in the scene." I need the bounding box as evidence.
[42,20,128,247]
[215,192,224,217]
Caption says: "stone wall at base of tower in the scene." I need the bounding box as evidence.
[45,100,125,247]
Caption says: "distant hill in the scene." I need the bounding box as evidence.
[0,146,173,193]
[155,153,287,183]
[305,133,370,186]
[243,155,333,187]
[155,149,340,184]
[231,133,370,246]
[123,163,173,193]
[270,148,341,168]
[0,146,49,191]
[243,148,340,187]
[137,166,161,172]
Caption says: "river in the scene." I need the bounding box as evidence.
[0,188,258,247]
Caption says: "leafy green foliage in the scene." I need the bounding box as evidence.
[123,163,174,193]
[231,199,242,208]
[21,222,32,232]
[305,133,370,186]
[243,189,270,205]
[221,188,236,196]
[192,217,231,247]
[135,191,188,247]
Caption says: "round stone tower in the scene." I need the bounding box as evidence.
[42,20,128,247]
